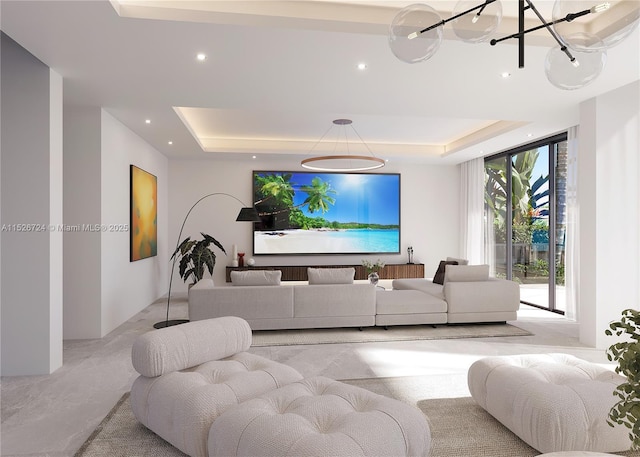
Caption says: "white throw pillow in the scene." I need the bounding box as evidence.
[191,278,214,289]
[307,267,355,285]
[446,256,469,266]
[230,270,281,286]
[444,264,490,282]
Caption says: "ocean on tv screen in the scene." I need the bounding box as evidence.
[254,228,399,254]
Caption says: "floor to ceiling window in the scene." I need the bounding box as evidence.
[484,133,568,313]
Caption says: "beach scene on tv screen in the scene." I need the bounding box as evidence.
[253,171,400,254]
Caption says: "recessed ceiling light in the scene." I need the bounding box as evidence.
[196,53,207,61]
[501,72,511,78]
[252,155,257,159]
[168,141,173,145]
[145,119,151,124]
[527,133,533,137]
[357,62,368,70]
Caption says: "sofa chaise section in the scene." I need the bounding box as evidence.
[393,264,520,324]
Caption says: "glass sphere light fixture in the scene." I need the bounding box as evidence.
[551,0,640,52]
[389,3,444,63]
[452,0,503,43]
[545,33,607,89]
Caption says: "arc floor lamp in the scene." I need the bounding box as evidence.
[154,192,260,329]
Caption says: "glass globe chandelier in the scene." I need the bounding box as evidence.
[388,0,639,90]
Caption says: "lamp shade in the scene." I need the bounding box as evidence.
[236,207,261,222]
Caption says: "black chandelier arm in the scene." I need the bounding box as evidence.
[490,0,593,62]
[162,192,252,326]
[524,0,574,54]
[487,0,605,67]
[490,7,594,47]
[412,0,497,37]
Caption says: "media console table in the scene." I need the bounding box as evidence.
[225,263,425,282]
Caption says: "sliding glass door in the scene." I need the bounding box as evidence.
[484,134,567,313]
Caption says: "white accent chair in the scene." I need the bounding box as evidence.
[130,316,432,457]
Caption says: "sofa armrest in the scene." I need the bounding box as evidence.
[444,279,520,314]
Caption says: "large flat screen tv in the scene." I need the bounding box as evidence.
[253,171,400,255]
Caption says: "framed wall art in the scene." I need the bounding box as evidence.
[130,165,157,261]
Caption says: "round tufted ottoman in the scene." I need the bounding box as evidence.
[468,353,630,454]
[208,376,431,457]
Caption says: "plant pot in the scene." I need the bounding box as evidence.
[368,272,379,286]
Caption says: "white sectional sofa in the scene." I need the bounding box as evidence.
[189,264,521,329]
[189,268,376,330]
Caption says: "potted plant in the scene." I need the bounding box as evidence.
[171,232,226,285]
[606,308,640,449]
[362,259,385,286]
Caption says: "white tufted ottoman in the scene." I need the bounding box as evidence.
[468,353,630,454]
[209,376,431,457]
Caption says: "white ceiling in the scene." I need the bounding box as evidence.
[1,0,638,165]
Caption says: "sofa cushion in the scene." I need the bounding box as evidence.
[230,269,281,286]
[307,267,355,284]
[446,256,469,265]
[433,260,458,285]
[294,284,375,317]
[131,316,252,377]
[376,289,447,314]
[189,285,295,321]
[444,264,490,282]
[392,278,445,300]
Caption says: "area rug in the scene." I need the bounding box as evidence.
[75,376,639,457]
[250,323,532,347]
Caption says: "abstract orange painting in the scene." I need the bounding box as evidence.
[130,165,157,261]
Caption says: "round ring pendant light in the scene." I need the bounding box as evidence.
[300,119,386,172]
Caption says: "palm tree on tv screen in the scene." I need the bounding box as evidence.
[254,173,337,230]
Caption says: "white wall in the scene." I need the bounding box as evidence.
[63,106,102,339]
[63,108,169,339]
[0,33,63,375]
[578,80,640,349]
[168,157,460,291]
[48,69,64,370]
[100,110,169,336]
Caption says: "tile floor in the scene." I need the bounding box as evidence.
[0,294,613,457]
